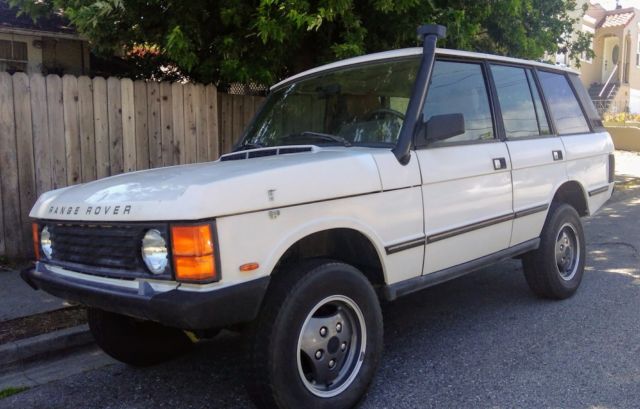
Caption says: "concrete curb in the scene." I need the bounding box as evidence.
[0,324,93,367]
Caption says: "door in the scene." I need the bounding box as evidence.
[488,64,567,246]
[415,60,513,274]
[602,37,620,83]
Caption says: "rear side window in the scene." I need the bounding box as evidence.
[538,71,590,135]
[491,65,550,138]
[423,61,494,143]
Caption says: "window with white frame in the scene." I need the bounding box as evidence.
[0,40,28,72]
[580,25,594,63]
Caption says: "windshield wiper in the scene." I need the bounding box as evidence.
[285,131,352,147]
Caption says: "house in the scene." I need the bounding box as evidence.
[0,1,89,75]
[570,2,640,114]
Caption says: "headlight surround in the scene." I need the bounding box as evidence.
[40,226,53,259]
[141,229,168,275]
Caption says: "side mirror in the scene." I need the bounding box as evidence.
[415,113,465,147]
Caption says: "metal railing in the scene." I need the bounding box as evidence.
[599,64,619,97]
[592,99,628,116]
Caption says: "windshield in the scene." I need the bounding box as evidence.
[239,57,420,149]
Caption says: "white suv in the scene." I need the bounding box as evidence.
[24,25,613,409]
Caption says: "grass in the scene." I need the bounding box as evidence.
[0,387,29,399]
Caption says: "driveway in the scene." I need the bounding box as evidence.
[2,152,640,409]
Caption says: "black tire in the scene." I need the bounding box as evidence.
[522,203,586,299]
[245,260,383,409]
[87,308,194,367]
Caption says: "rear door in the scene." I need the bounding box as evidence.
[415,59,513,274]
[488,64,567,246]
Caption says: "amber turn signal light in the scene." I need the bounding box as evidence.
[171,224,217,282]
[32,223,40,260]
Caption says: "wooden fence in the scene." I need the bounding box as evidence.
[0,72,264,260]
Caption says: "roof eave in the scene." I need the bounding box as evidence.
[0,26,85,41]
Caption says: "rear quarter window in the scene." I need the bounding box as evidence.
[538,71,590,135]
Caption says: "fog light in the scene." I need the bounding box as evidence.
[141,229,168,274]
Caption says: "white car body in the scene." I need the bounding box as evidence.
[27,47,614,320]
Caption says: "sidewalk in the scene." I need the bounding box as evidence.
[0,267,67,321]
[0,265,100,392]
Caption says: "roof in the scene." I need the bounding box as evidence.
[272,48,578,91]
[598,8,635,28]
[0,1,78,36]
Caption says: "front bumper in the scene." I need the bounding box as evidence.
[21,262,270,330]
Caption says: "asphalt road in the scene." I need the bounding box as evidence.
[2,180,640,409]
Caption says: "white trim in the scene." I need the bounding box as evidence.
[583,15,597,25]
[0,27,84,41]
[582,24,595,34]
[271,47,579,90]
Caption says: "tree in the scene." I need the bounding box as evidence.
[9,0,593,85]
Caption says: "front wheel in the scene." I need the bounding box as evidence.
[245,260,383,409]
[522,203,586,299]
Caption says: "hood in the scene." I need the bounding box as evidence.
[30,146,383,221]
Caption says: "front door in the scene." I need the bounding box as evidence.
[415,60,513,274]
[602,37,620,83]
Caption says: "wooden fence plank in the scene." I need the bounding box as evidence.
[62,75,81,185]
[218,93,231,155]
[171,83,185,164]
[160,82,174,165]
[78,76,96,182]
[183,83,197,163]
[147,82,162,168]
[134,80,149,170]
[0,72,22,258]
[107,77,123,175]
[93,77,110,179]
[231,95,243,151]
[121,78,136,172]
[243,95,254,129]
[195,84,208,162]
[12,73,37,256]
[205,84,219,160]
[46,75,66,189]
[29,74,52,196]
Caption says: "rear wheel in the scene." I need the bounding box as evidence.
[522,203,586,299]
[87,308,194,367]
[245,260,383,409]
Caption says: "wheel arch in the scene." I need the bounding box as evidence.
[268,226,387,290]
[551,180,589,217]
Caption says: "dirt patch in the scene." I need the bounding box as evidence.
[0,306,87,345]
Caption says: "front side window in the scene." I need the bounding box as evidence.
[538,71,590,135]
[241,58,419,149]
[422,60,494,143]
[491,65,550,139]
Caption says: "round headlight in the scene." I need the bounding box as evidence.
[41,226,53,259]
[141,229,168,275]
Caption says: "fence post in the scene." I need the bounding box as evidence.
[78,76,96,182]
[92,77,110,179]
[13,73,37,257]
[0,72,22,258]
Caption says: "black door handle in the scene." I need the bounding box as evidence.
[552,150,564,161]
[493,157,507,170]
